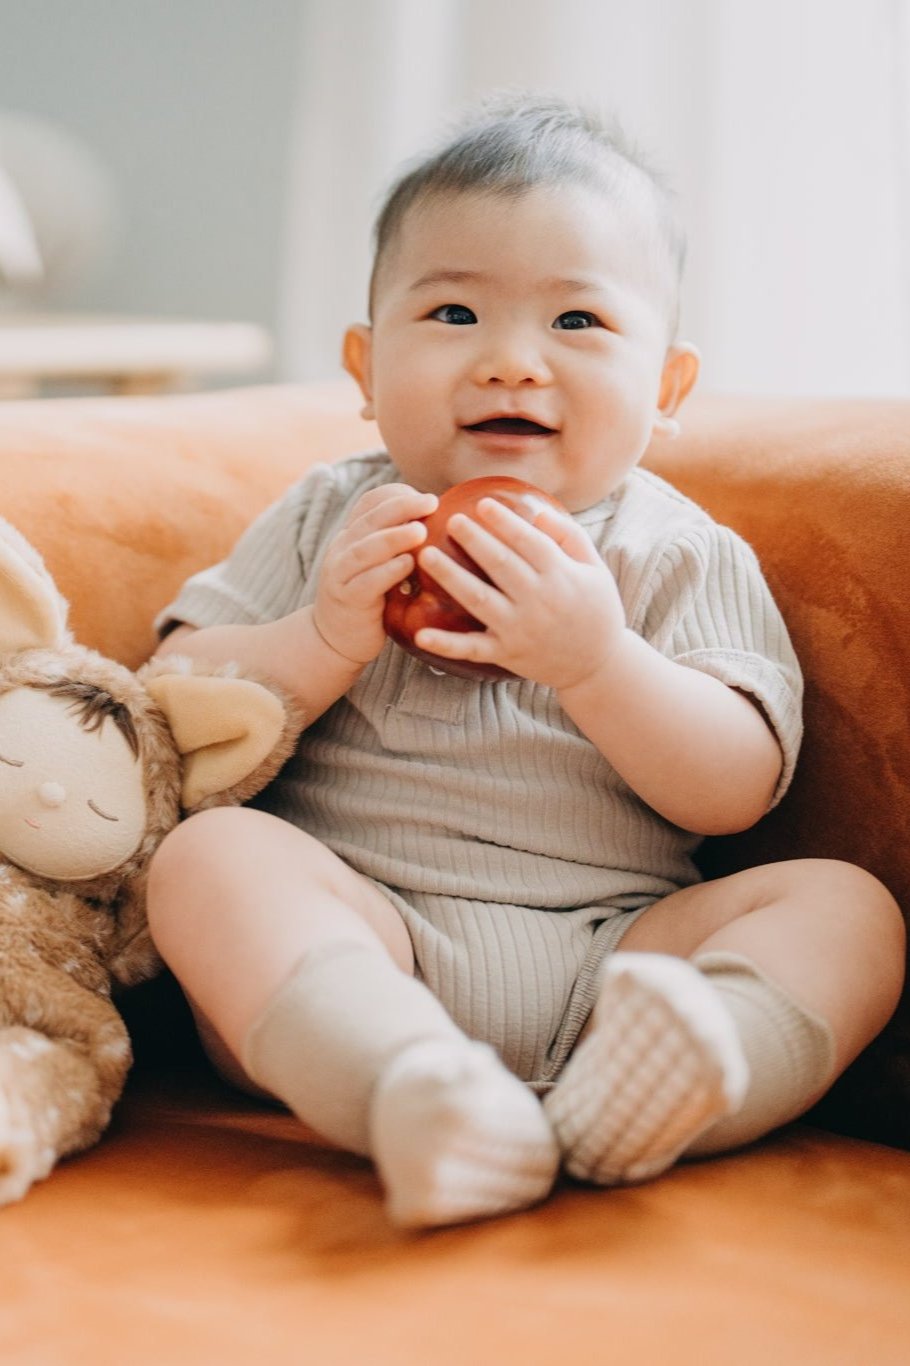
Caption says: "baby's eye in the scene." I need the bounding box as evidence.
[552,310,602,331]
[0,753,24,767]
[430,304,477,326]
[88,799,119,822]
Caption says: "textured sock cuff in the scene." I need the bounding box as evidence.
[689,950,837,1155]
[241,936,459,1157]
[242,938,379,1087]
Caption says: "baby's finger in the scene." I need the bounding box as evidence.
[444,510,537,595]
[348,485,438,533]
[338,521,427,584]
[345,552,417,603]
[530,504,601,565]
[413,626,500,667]
[418,545,506,626]
[467,499,570,572]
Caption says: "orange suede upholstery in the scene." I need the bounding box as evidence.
[1,384,908,1363]
[0,383,375,669]
[647,397,910,1149]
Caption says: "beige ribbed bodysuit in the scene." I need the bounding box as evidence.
[160,452,802,1089]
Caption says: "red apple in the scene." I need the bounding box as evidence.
[383,475,569,680]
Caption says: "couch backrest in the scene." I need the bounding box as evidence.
[649,394,910,1146]
[0,383,377,668]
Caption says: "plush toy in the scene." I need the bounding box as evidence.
[0,518,300,1204]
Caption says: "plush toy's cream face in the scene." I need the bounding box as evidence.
[0,687,147,880]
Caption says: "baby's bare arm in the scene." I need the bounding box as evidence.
[557,629,782,836]
[154,609,364,725]
[155,484,437,726]
[408,498,781,835]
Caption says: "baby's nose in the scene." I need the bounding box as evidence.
[475,333,552,387]
[37,781,66,808]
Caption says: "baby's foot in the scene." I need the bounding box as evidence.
[544,952,749,1186]
[370,1039,559,1229]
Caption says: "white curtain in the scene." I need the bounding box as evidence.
[279,0,910,397]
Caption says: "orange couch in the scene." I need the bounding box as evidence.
[1,383,909,1365]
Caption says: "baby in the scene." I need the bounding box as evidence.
[148,95,904,1228]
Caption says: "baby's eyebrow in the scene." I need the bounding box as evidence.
[546,275,608,294]
[409,268,485,292]
[409,269,613,297]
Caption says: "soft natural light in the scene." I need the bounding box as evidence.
[2,1,909,397]
[280,0,910,396]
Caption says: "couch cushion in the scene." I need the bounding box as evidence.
[3,1068,909,1365]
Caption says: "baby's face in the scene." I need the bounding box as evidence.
[347,183,695,512]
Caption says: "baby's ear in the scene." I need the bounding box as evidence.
[342,324,375,420]
[142,661,301,810]
[0,518,69,654]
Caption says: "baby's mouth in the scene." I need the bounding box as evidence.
[465,417,555,436]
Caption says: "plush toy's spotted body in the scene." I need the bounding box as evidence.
[0,518,300,1204]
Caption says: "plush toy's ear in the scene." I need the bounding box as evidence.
[145,672,288,809]
[0,518,68,654]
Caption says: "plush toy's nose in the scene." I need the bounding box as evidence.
[37,781,66,808]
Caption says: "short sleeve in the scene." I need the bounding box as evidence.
[155,453,394,636]
[631,523,803,808]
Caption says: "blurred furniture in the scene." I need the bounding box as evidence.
[0,111,115,305]
[0,382,908,1365]
[1,115,272,398]
[0,157,42,288]
[0,313,272,397]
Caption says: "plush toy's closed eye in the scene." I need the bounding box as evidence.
[0,687,146,881]
[87,800,118,821]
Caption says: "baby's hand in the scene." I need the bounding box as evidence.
[413,498,625,690]
[314,484,438,666]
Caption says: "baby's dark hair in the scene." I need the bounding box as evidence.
[369,92,686,336]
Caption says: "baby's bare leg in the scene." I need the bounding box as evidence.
[147,808,558,1227]
[619,858,904,1074]
[148,805,415,1061]
[546,859,904,1183]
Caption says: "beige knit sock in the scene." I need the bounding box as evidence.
[544,952,749,1185]
[684,950,836,1157]
[371,1037,560,1228]
[544,950,838,1185]
[242,939,558,1228]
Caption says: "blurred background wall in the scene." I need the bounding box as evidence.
[280,0,910,395]
[0,0,299,330]
[2,0,909,397]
